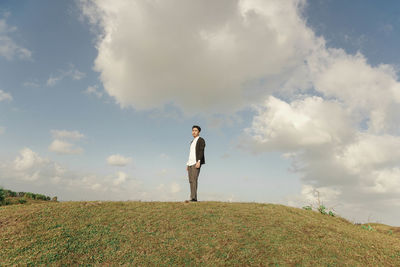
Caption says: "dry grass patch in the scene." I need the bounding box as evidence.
[0,201,399,266]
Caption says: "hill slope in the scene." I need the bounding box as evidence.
[1,201,399,265]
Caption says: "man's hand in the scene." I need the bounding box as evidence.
[195,161,200,169]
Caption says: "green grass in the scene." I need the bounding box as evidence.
[1,201,399,266]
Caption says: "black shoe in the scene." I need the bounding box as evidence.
[190,199,197,202]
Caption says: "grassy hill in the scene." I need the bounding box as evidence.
[1,201,399,266]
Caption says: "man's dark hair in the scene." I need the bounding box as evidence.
[192,125,201,132]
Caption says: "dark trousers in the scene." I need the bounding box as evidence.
[187,164,201,200]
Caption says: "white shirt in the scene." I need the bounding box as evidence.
[187,136,199,166]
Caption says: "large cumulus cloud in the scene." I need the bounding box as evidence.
[240,48,400,226]
[78,0,320,116]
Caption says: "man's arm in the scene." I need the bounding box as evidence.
[198,138,205,161]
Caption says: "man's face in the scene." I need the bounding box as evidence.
[192,128,199,137]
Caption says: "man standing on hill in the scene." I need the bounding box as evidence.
[186,125,206,202]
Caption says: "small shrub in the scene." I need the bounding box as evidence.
[0,188,53,205]
[52,196,58,202]
[302,190,336,217]
[36,194,47,200]
[24,192,34,199]
[4,190,17,197]
[318,205,327,215]
[361,224,374,231]
[0,187,4,204]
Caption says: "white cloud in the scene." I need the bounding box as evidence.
[0,13,32,60]
[242,95,355,152]
[0,89,12,101]
[84,85,103,98]
[48,129,85,155]
[156,183,165,191]
[13,148,49,172]
[155,168,168,176]
[113,171,127,185]
[49,139,84,155]
[46,76,61,87]
[240,46,400,225]
[158,153,170,159]
[50,129,85,140]
[307,48,400,134]
[107,154,132,166]
[0,147,53,182]
[286,184,342,211]
[46,63,86,87]
[156,181,183,200]
[170,182,181,194]
[22,81,40,88]
[78,0,319,116]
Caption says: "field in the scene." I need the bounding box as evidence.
[1,201,399,266]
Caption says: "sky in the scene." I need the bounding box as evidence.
[1,0,400,226]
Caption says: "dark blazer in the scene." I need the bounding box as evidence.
[190,136,206,165]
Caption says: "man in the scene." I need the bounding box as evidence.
[186,125,206,202]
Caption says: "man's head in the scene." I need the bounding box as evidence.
[192,125,201,137]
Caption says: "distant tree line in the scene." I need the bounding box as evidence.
[0,187,57,206]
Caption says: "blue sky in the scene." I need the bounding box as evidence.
[1,0,400,226]
[305,0,400,67]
